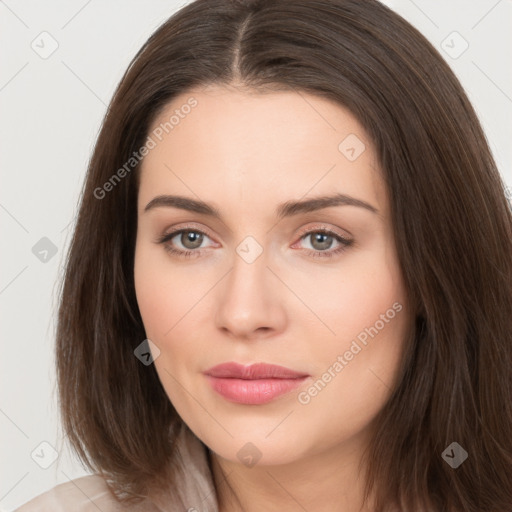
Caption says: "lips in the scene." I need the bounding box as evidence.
[203,362,310,405]
[204,362,309,379]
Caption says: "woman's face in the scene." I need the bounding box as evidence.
[134,84,410,466]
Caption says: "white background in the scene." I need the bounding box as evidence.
[1,0,511,510]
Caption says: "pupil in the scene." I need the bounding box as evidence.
[312,233,332,250]
[183,231,203,249]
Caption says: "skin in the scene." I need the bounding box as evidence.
[134,83,411,512]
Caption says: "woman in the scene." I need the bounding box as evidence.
[15,0,512,511]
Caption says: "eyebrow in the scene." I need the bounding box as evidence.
[143,193,378,219]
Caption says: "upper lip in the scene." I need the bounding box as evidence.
[204,362,309,380]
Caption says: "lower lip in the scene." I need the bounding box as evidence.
[205,375,309,405]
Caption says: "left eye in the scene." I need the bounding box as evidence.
[299,231,344,251]
[293,229,353,258]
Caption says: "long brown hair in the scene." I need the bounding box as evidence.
[55,0,512,510]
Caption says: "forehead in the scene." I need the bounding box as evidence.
[138,85,386,217]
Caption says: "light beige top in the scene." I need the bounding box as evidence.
[14,423,219,511]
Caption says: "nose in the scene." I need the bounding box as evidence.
[214,247,287,341]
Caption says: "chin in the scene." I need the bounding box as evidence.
[191,418,313,467]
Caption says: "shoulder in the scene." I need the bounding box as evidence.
[13,474,155,512]
[13,423,218,512]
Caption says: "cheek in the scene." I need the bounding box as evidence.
[299,243,409,404]
[134,242,180,340]
[134,238,195,330]
[295,246,405,350]
[133,243,209,429]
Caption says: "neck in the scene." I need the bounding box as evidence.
[208,434,376,512]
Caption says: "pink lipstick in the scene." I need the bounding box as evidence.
[203,362,309,405]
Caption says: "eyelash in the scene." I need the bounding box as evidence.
[156,226,353,260]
